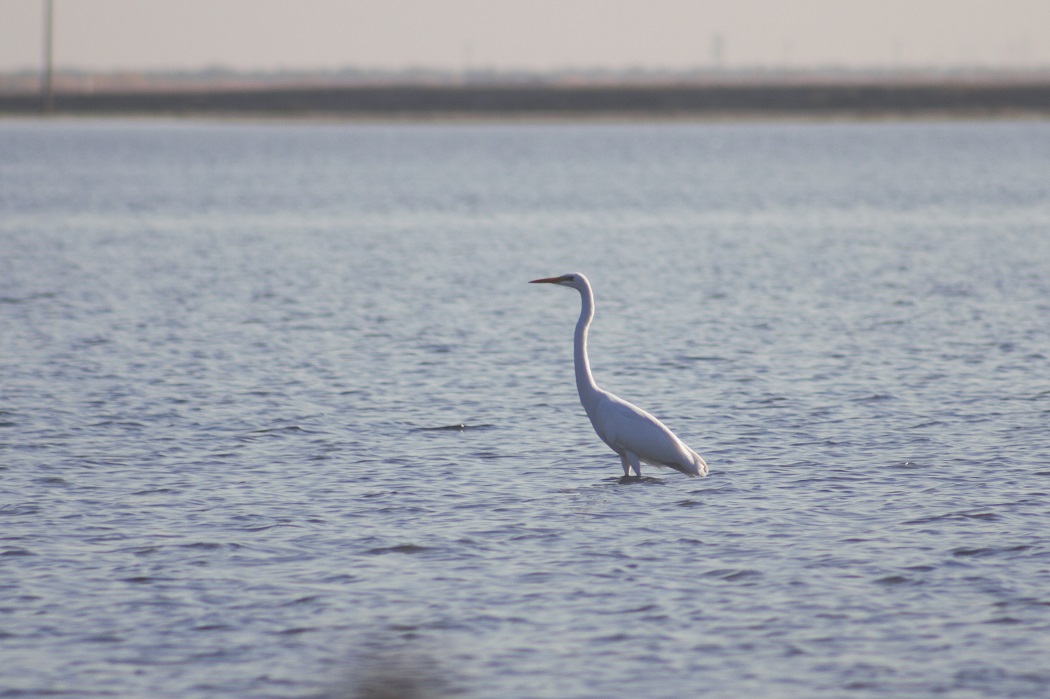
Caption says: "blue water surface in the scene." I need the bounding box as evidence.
[2,118,1050,698]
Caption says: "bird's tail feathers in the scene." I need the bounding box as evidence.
[687,449,709,477]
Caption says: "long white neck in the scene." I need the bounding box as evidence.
[574,279,601,412]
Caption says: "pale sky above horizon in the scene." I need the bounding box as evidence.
[2,0,1050,73]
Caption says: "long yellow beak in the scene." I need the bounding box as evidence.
[529,276,564,284]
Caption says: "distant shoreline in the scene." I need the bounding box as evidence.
[3,81,1050,119]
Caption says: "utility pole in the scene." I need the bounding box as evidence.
[711,33,725,72]
[43,0,54,114]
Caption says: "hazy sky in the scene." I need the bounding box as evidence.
[3,0,1049,72]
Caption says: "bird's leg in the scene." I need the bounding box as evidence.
[619,452,631,478]
[625,451,643,479]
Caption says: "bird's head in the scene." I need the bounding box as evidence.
[529,273,589,291]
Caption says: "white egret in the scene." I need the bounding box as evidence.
[531,273,708,479]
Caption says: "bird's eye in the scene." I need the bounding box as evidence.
[565,275,575,281]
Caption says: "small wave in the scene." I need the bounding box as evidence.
[415,423,494,432]
[952,545,1030,558]
[595,603,661,615]
[0,504,40,517]
[240,425,315,440]
[82,634,123,644]
[0,291,57,304]
[238,523,292,532]
[889,461,928,469]
[131,488,179,496]
[365,544,431,555]
[284,595,323,606]
[89,419,147,429]
[193,624,233,632]
[852,393,896,402]
[33,476,69,485]
[247,425,310,435]
[904,511,1000,525]
[275,626,317,636]
[875,574,917,586]
[614,475,665,485]
[322,574,358,584]
[594,632,632,644]
[701,568,762,581]
[178,541,239,551]
[469,450,511,459]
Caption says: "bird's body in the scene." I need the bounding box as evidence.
[531,273,708,479]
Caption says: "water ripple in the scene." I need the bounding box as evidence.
[2,119,1050,699]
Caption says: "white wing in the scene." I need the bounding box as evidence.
[590,391,706,475]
